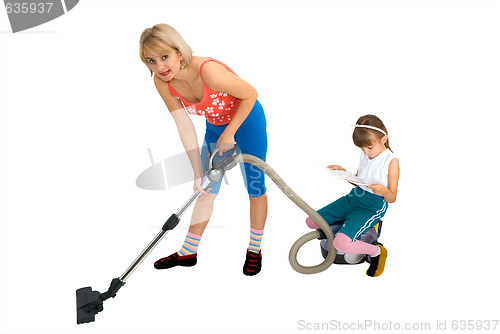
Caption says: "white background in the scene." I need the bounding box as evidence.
[1,1,499,333]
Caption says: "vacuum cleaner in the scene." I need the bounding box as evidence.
[76,145,339,324]
[317,220,383,264]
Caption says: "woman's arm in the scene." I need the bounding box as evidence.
[153,76,205,188]
[201,62,258,154]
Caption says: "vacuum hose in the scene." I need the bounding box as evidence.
[233,154,336,274]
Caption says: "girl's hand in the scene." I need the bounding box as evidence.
[368,184,387,196]
[217,132,235,156]
[327,165,346,171]
[193,177,210,195]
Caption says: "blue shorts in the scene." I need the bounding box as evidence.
[200,99,267,197]
[317,187,388,241]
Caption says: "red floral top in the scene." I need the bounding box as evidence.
[168,58,240,125]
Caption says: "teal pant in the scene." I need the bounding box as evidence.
[317,187,388,241]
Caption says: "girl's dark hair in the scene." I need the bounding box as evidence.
[352,114,392,152]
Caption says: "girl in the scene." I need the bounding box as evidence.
[306,115,400,277]
[139,24,268,276]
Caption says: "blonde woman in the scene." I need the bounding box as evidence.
[139,24,268,276]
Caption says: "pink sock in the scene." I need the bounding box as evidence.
[333,233,380,257]
[305,217,319,229]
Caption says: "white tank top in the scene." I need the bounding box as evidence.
[357,148,396,195]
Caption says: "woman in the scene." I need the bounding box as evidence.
[139,24,268,276]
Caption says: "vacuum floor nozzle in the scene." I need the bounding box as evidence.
[76,278,125,324]
[76,287,103,324]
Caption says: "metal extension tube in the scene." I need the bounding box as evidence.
[119,188,208,282]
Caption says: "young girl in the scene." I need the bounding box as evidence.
[306,115,400,277]
[139,24,268,276]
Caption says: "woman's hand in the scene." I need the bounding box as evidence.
[217,132,235,156]
[193,177,210,195]
[327,165,346,171]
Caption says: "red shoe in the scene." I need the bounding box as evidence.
[243,249,262,276]
[154,252,197,270]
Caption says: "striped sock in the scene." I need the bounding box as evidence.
[178,232,201,256]
[248,227,264,254]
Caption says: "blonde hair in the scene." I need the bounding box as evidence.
[353,114,392,152]
[139,24,193,76]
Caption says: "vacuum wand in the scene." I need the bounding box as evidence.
[76,146,239,324]
[76,186,211,324]
[120,189,204,282]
